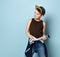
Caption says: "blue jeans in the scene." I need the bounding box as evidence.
[31,41,46,57]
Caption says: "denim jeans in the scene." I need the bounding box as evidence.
[31,41,46,57]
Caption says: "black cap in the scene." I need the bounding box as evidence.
[40,6,45,16]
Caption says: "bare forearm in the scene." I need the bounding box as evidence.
[25,32,33,39]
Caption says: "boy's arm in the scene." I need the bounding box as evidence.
[42,22,47,40]
[25,19,33,40]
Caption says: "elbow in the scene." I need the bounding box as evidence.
[25,30,28,35]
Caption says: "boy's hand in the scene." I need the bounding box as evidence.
[29,36,37,43]
[41,35,47,40]
[29,35,34,42]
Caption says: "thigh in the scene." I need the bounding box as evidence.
[37,43,46,57]
[32,45,35,56]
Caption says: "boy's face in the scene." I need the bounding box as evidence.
[34,9,42,19]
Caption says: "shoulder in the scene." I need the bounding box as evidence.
[43,21,46,27]
[28,18,32,23]
[28,18,32,22]
[41,20,46,25]
[27,18,33,24]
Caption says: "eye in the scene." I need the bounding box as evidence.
[37,13,40,15]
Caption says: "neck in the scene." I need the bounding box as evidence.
[34,18,40,21]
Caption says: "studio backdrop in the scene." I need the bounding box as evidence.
[0,0,60,57]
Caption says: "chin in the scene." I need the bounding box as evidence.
[34,16,37,19]
[34,17,39,19]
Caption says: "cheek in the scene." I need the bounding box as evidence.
[34,13,40,18]
[37,15,40,17]
[36,14,40,18]
[34,13,36,17]
[34,13,38,17]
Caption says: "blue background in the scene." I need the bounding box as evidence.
[0,0,60,57]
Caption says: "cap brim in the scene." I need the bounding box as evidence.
[35,5,40,9]
[35,5,42,14]
[35,5,41,10]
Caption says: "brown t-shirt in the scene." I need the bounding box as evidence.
[29,18,43,38]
